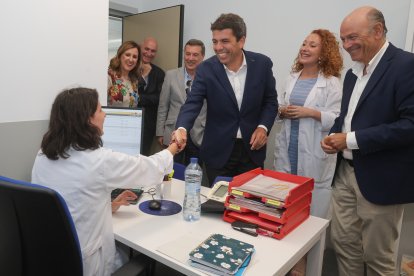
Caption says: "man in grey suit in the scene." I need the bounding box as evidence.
[156,39,206,165]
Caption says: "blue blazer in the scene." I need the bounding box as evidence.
[331,43,414,205]
[176,50,277,168]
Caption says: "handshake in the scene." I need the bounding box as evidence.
[167,128,187,155]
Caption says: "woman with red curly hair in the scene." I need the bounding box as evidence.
[274,28,343,276]
[274,29,343,219]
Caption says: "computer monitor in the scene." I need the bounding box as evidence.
[101,106,144,155]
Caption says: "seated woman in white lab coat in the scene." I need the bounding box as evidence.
[31,87,182,276]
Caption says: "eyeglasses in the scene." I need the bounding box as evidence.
[144,187,156,200]
[185,80,192,95]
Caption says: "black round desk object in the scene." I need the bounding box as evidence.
[139,200,182,216]
[148,200,161,210]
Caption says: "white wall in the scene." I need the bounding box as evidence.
[406,0,414,51]
[0,0,108,123]
[0,0,108,180]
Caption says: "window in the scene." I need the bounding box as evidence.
[108,16,122,63]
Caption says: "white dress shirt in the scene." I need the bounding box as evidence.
[342,41,389,159]
[224,53,247,138]
[223,53,268,138]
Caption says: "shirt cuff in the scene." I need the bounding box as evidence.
[177,127,187,132]
[346,131,359,149]
[258,125,268,133]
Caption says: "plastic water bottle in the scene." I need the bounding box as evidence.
[183,157,202,222]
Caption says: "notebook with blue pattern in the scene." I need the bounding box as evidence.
[189,233,254,275]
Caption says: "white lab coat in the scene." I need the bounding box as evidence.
[32,147,173,276]
[274,71,341,219]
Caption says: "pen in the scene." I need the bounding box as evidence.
[256,227,278,237]
[232,226,258,237]
[231,221,259,237]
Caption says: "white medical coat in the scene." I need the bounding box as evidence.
[274,71,341,219]
[32,147,173,276]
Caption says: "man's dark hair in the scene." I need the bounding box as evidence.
[185,39,205,55]
[368,8,388,36]
[41,87,102,160]
[211,13,247,41]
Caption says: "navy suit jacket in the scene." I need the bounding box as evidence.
[138,63,165,155]
[331,43,414,205]
[176,50,277,169]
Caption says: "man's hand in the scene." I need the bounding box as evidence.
[250,127,268,150]
[321,136,338,154]
[157,136,164,146]
[168,129,187,155]
[172,129,187,148]
[111,190,138,213]
[321,133,348,154]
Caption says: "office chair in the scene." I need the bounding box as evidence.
[173,162,186,181]
[0,175,83,276]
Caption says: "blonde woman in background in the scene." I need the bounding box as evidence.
[108,41,142,108]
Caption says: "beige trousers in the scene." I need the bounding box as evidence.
[331,161,404,276]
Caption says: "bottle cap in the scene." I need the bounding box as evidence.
[190,157,198,163]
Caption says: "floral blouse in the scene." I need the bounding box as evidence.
[107,70,139,108]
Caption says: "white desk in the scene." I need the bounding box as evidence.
[112,179,329,276]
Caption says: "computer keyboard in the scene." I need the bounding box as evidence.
[111,188,144,205]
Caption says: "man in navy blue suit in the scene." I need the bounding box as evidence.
[321,6,414,275]
[174,13,277,186]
